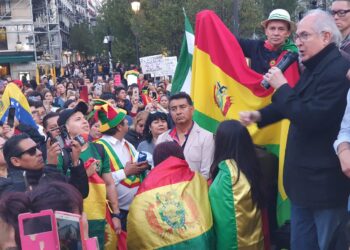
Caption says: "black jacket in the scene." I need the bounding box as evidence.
[258,44,350,208]
[125,128,144,148]
[0,162,89,198]
[239,39,283,74]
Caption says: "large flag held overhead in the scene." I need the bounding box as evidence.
[127,157,214,249]
[192,10,300,226]
[171,9,195,94]
[0,83,37,128]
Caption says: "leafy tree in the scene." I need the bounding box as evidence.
[69,23,95,56]
[261,0,298,20]
[239,0,264,38]
[95,0,306,65]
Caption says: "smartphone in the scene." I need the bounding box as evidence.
[151,91,157,100]
[74,135,85,146]
[85,237,100,250]
[7,107,15,128]
[137,152,147,163]
[47,131,65,149]
[18,210,59,250]
[55,211,84,250]
[60,125,72,148]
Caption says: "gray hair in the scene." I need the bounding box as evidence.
[302,9,342,46]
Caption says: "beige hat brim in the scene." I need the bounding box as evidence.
[261,19,296,32]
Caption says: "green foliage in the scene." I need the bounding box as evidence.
[69,23,95,56]
[239,0,264,38]
[94,0,300,64]
[261,0,298,20]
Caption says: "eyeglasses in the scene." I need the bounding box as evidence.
[294,32,319,42]
[16,144,40,157]
[330,9,350,17]
[48,126,60,132]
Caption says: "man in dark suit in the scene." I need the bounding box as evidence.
[240,9,350,250]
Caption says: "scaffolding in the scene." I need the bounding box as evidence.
[0,0,62,66]
[32,0,62,67]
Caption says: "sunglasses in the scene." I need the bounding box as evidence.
[330,9,350,17]
[16,144,40,157]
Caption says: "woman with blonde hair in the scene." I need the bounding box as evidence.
[125,111,149,148]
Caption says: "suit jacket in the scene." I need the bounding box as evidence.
[258,44,350,208]
[156,122,214,179]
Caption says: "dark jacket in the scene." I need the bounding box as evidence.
[0,162,89,198]
[125,128,144,148]
[258,43,350,208]
[239,39,283,74]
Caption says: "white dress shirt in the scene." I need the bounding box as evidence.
[101,135,139,210]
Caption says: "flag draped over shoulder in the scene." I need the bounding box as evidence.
[82,163,118,249]
[0,83,37,128]
[192,10,299,226]
[127,156,214,250]
[171,10,194,95]
[209,159,268,250]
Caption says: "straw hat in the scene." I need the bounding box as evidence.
[261,9,296,32]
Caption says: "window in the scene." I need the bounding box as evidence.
[0,0,11,19]
[0,27,7,50]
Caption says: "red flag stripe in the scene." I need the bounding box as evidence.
[136,157,194,195]
[195,10,274,97]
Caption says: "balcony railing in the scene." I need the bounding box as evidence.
[0,1,11,19]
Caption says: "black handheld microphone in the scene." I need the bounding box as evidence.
[261,52,299,89]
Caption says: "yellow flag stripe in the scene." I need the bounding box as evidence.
[127,174,212,249]
[191,48,282,145]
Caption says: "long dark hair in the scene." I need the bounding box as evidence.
[210,120,265,208]
[153,141,185,166]
[143,112,169,143]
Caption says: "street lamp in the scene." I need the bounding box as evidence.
[131,1,140,13]
[103,31,114,76]
[131,1,141,65]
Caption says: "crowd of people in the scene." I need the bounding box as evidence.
[0,2,350,250]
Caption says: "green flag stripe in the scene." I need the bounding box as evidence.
[171,12,194,94]
[193,109,219,133]
[209,160,238,249]
[157,227,215,250]
[171,37,191,93]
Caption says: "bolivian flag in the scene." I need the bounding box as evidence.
[192,10,299,226]
[83,159,117,249]
[127,156,214,249]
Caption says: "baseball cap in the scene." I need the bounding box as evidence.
[58,101,88,126]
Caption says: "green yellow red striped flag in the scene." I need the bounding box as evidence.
[127,156,214,249]
[83,163,117,249]
[192,10,300,226]
[209,159,267,249]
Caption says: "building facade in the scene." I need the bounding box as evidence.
[0,0,36,80]
[0,0,96,80]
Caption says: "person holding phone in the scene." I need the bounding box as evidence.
[57,101,122,248]
[0,133,88,198]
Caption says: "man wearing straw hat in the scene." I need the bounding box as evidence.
[239,9,298,74]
